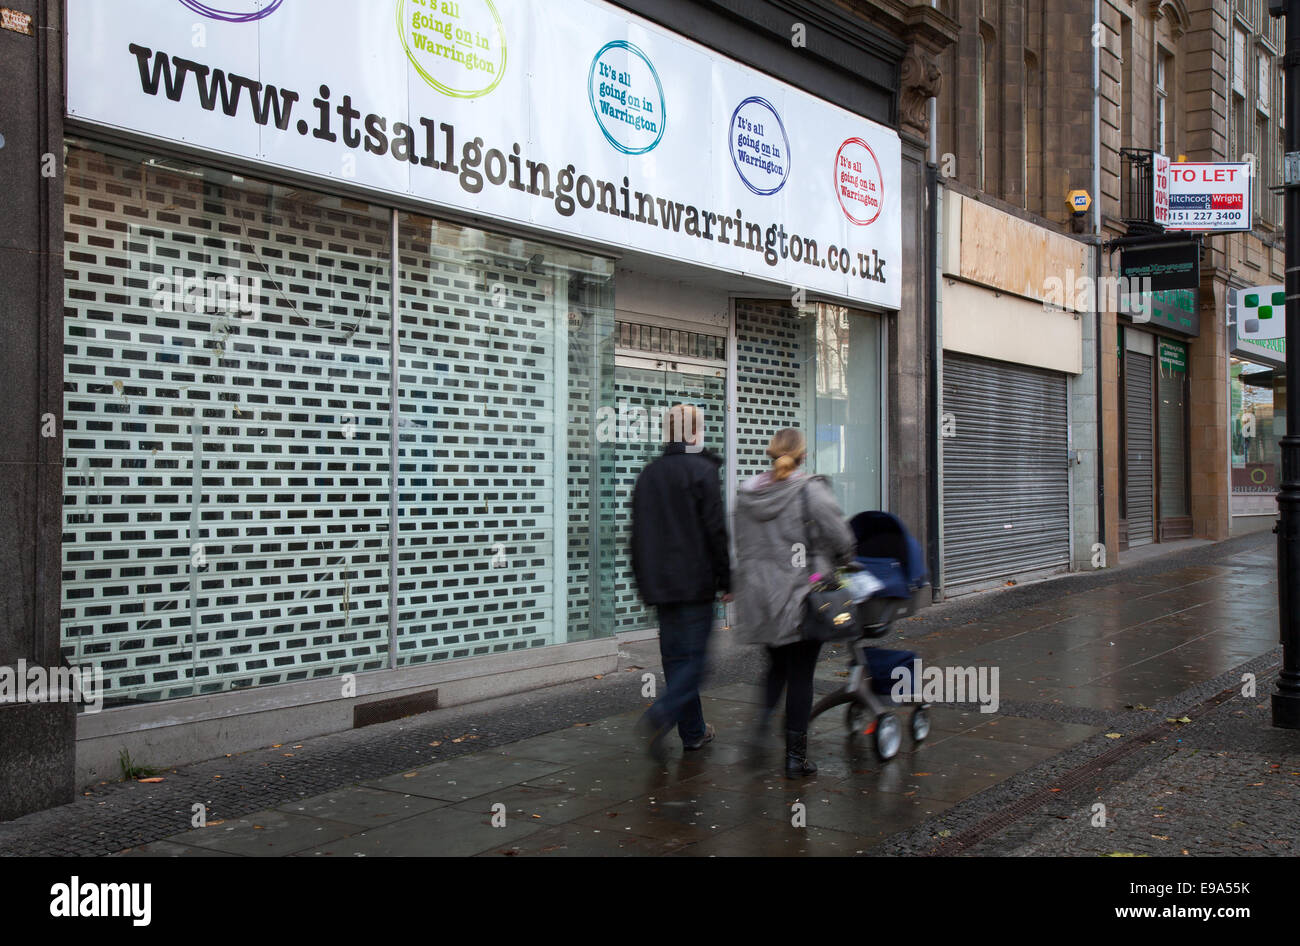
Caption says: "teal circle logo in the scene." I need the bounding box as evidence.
[588,41,665,155]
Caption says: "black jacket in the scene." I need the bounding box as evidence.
[631,443,731,605]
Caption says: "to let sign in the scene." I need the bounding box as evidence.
[1152,153,1170,227]
[1166,162,1251,231]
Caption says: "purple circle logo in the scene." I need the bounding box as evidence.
[176,0,284,22]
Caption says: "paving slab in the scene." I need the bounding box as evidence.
[477,822,689,857]
[295,806,543,857]
[113,840,240,857]
[671,819,878,856]
[169,810,359,857]
[363,755,572,802]
[275,786,449,828]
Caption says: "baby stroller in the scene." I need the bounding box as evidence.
[808,511,930,761]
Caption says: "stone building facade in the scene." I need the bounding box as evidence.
[929,0,1283,596]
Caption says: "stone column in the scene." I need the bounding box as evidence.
[0,0,74,821]
[1190,266,1231,540]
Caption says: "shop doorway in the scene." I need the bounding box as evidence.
[609,320,728,635]
[1120,329,1191,549]
[1121,331,1156,549]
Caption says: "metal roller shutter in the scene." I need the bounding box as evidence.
[942,353,1071,589]
[1125,351,1155,547]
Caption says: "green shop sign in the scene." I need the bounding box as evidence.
[1126,288,1199,337]
[1159,339,1187,373]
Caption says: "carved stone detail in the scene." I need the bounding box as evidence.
[900,43,942,141]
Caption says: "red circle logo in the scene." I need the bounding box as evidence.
[834,138,884,226]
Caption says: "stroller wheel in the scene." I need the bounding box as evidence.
[874,712,901,761]
[845,701,865,736]
[911,705,931,742]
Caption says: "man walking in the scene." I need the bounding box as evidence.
[631,403,731,757]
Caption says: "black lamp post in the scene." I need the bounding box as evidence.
[1270,0,1300,728]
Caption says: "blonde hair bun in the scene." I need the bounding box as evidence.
[766,428,806,481]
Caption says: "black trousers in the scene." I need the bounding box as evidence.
[764,639,823,734]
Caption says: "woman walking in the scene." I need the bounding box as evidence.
[732,428,857,777]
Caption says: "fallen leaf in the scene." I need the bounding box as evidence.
[1105,733,1123,739]
[137,777,164,783]
[403,772,419,779]
[206,820,225,827]
[429,741,442,747]
[593,675,604,679]
[1151,835,1169,840]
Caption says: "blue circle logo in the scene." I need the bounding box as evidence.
[588,41,666,155]
[176,0,284,22]
[729,97,790,195]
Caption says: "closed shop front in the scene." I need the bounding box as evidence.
[941,353,1072,591]
[936,192,1090,597]
[54,0,922,766]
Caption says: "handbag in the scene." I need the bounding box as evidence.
[797,480,860,642]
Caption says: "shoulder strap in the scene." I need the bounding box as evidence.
[799,477,821,566]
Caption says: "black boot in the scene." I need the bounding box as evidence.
[785,729,817,778]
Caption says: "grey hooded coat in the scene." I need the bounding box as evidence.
[731,472,857,648]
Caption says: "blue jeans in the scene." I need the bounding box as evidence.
[644,601,714,744]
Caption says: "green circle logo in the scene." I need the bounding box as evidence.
[397,0,507,99]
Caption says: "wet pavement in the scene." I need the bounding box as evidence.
[85,533,1298,858]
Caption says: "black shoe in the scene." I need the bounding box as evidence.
[683,723,716,751]
[785,729,817,778]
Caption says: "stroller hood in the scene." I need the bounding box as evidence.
[850,510,928,597]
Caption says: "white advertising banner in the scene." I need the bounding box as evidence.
[65,0,903,309]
